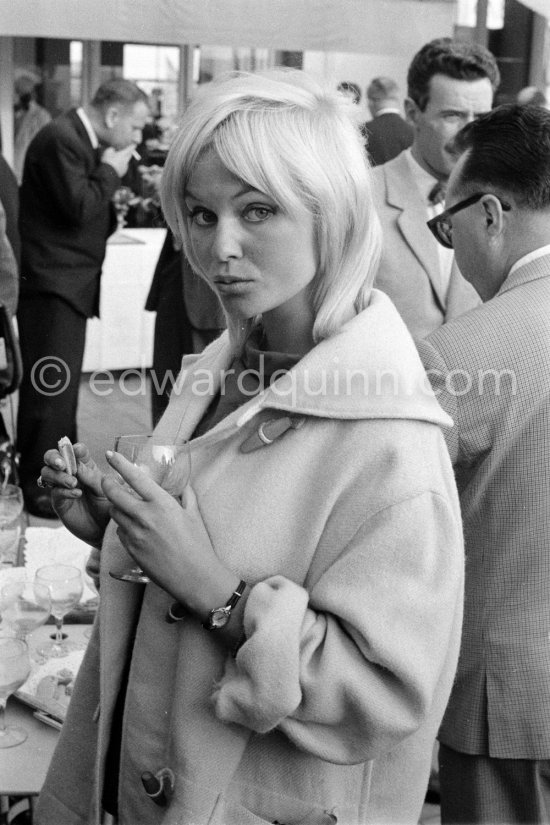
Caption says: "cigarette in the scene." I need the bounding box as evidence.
[132,149,141,161]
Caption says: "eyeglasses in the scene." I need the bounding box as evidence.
[427,193,511,249]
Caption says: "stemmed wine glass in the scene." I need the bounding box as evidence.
[109,434,192,584]
[1,579,51,652]
[0,637,31,747]
[112,186,137,233]
[35,565,83,659]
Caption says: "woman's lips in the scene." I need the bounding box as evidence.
[214,276,253,294]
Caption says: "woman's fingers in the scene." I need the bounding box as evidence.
[103,451,159,503]
[39,458,79,490]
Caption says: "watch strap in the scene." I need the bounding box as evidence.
[203,580,247,630]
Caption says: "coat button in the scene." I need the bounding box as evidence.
[141,768,174,807]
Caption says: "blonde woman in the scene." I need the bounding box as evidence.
[37,70,463,825]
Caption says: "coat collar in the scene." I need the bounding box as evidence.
[66,109,99,159]
[498,250,550,298]
[157,290,451,442]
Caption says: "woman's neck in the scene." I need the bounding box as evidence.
[261,316,315,357]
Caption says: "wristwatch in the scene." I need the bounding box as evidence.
[203,580,247,630]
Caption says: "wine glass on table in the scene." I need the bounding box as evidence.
[35,565,83,659]
[0,485,23,567]
[1,579,51,649]
[112,186,137,233]
[109,434,192,584]
[0,637,31,747]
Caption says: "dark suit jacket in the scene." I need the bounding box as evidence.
[362,112,413,166]
[19,109,120,318]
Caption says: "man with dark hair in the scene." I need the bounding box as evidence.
[17,78,149,516]
[418,104,550,823]
[363,76,413,165]
[372,37,500,339]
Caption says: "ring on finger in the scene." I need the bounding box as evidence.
[36,475,53,489]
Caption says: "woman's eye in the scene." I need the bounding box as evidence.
[244,205,274,222]
[189,208,216,227]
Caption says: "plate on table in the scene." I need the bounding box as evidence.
[15,645,86,724]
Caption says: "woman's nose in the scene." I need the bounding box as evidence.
[212,218,242,261]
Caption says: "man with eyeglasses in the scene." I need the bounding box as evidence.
[418,104,550,823]
[372,38,500,340]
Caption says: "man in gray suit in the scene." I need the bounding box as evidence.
[372,38,500,339]
[418,104,550,823]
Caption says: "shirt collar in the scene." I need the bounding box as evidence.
[404,148,440,206]
[374,107,402,117]
[508,244,550,278]
[76,107,99,149]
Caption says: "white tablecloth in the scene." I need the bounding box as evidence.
[83,228,166,372]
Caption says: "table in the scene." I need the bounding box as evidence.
[0,624,88,798]
[82,228,166,372]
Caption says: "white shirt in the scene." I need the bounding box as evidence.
[373,107,403,117]
[76,107,99,150]
[404,148,454,300]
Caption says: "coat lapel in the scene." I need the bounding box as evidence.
[384,154,447,311]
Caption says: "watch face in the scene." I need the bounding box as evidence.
[210,607,230,629]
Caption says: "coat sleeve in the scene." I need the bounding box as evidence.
[29,130,120,227]
[213,489,464,764]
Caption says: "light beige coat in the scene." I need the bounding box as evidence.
[36,291,464,825]
[372,152,480,339]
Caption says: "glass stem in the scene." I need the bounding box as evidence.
[0,699,6,734]
[54,617,64,645]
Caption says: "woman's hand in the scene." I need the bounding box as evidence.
[101,451,238,620]
[39,442,110,547]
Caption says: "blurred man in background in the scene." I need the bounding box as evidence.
[363,76,413,165]
[17,78,149,516]
[13,71,51,185]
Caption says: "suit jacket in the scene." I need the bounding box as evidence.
[372,151,480,340]
[362,112,413,166]
[19,108,120,318]
[417,253,550,759]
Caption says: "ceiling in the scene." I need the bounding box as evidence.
[0,0,457,55]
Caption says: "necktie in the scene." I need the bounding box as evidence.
[428,181,446,206]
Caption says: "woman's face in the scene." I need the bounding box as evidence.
[184,151,318,328]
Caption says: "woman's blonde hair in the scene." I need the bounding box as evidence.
[160,69,382,350]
